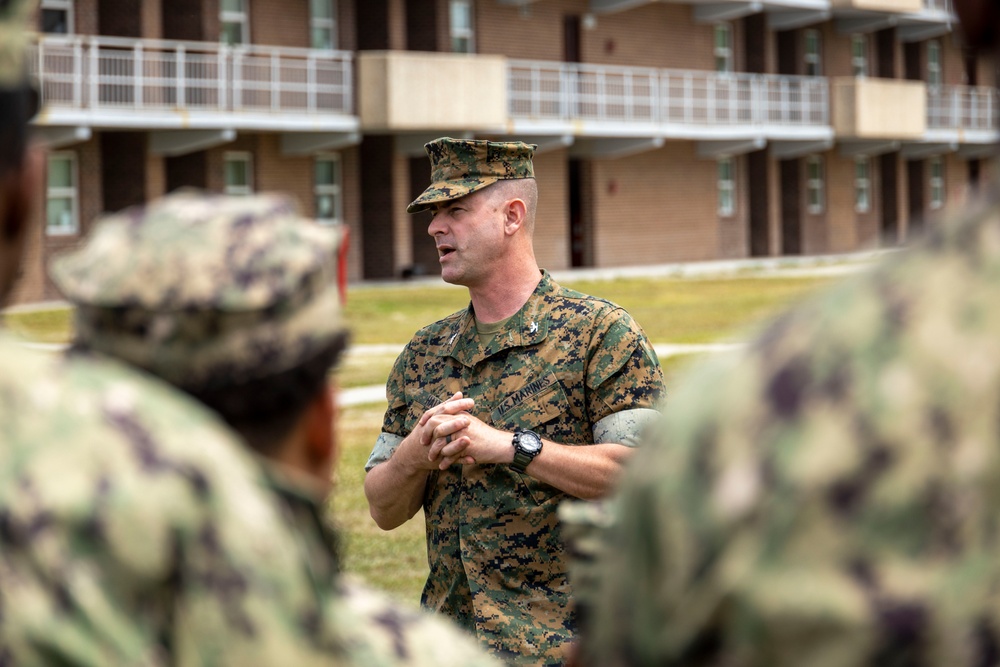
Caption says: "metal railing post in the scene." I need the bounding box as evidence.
[134,42,143,107]
[177,44,186,108]
[89,36,99,108]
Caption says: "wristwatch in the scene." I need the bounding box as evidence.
[511,427,543,474]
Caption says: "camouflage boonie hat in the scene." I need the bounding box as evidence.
[0,0,35,87]
[51,190,348,389]
[406,137,537,214]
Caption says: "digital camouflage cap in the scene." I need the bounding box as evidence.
[0,0,34,87]
[51,190,348,389]
[406,137,536,214]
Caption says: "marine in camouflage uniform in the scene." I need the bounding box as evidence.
[364,138,664,665]
[569,178,1000,662]
[34,191,499,667]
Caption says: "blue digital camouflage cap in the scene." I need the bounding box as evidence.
[406,137,537,214]
[50,190,348,388]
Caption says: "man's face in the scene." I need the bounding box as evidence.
[426,186,507,288]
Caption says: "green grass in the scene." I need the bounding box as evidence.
[4,273,837,602]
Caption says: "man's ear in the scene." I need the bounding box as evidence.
[304,382,337,474]
[503,197,527,236]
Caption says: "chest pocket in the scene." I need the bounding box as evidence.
[492,374,568,433]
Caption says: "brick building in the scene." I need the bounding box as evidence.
[12,0,994,303]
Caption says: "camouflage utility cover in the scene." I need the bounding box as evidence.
[0,0,34,86]
[406,138,536,214]
[367,272,664,665]
[50,191,346,389]
[576,189,1000,666]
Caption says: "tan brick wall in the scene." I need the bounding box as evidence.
[825,27,857,78]
[476,0,586,62]
[340,146,363,282]
[579,4,719,70]
[251,0,309,47]
[141,0,163,39]
[591,142,721,266]
[146,151,166,202]
[255,134,312,211]
[826,152,863,252]
[74,0,98,35]
[532,149,570,271]
[392,151,412,275]
[718,153,748,259]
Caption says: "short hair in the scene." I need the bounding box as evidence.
[488,179,538,233]
[182,332,351,455]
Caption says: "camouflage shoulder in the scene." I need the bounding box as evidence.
[406,305,471,349]
[334,577,502,667]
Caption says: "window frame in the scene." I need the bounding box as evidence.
[927,40,942,89]
[220,0,250,45]
[717,157,736,216]
[449,0,475,54]
[314,153,343,226]
[854,156,871,213]
[929,156,945,209]
[40,0,74,34]
[804,29,822,76]
[309,0,337,50]
[806,154,825,214]
[223,151,254,196]
[46,151,79,236]
[714,23,734,74]
[851,34,868,77]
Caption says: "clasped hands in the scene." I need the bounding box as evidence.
[414,392,512,470]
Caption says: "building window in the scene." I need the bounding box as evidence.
[717,157,735,216]
[310,0,337,50]
[929,156,945,209]
[220,0,249,45]
[806,155,824,214]
[224,152,253,196]
[804,29,822,76]
[46,152,78,236]
[927,40,942,89]
[450,0,474,53]
[714,24,733,73]
[40,0,73,34]
[851,34,868,77]
[315,154,342,225]
[854,156,871,213]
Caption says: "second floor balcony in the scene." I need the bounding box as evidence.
[31,34,357,136]
[508,60,831,143]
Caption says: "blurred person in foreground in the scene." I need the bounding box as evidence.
[0,3,496,661]
[0,2,352,664]
[363,137,665,665]
[47,190,500,667]
[567,3,1000,666]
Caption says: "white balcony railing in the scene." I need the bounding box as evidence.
[509,60,828,129]
[927,84,998,131]
[30,35,354,118]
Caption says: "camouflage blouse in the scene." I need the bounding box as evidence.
[369,271,664,665]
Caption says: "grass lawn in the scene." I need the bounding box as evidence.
[4,272,838,602]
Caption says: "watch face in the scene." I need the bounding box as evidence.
[519,431,542,453]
